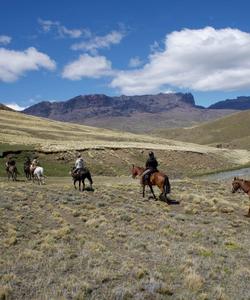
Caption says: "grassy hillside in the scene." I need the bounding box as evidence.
[1,178,250,299]
[155,110,250,150]
[1,109,250,178]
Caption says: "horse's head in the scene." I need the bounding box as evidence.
[131,164,137,178]
[131,164,143,178]
[232,177,243,193]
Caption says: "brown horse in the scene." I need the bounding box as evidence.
[24,163,32,180]
[6,165,18,181]
[70,167,93,192]
[232,177,250,217]
[131,165,173,202]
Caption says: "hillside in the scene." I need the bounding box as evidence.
[23,93,236,133]
[1,109,250,179]
[0,103,13,111]
[155,110,250,150]
[209,96,250,110]
[1,177,250,300]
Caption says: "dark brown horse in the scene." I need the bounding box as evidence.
[131,165,173,202]
[232,177,250,217]
[24,163,32,180]
[70,167,93,192]
[6,165,18,181]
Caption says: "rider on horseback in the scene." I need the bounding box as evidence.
[73,153,84,175]
[31,157,39,174]
[5,156,16,172]
[24,156,31,166]
[142,151,159,184]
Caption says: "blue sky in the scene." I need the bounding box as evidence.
[1,0,250,109]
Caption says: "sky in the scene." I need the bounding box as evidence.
[1,0,250,110]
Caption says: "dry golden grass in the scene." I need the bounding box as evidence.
[1,110,250,166]
[0,177,249,299]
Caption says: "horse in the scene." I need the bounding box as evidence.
[6,165,18,181]
[70,167,93,192]
[33,166,45,185]
[232,177,250,217]
[24,163,32,180]
[131,164,173,202]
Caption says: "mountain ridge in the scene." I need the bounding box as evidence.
[209,96,250,110]
[22,92,237,132]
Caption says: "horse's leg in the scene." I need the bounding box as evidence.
[149,185,157,200]
[79,179,81,191]
[142,184,145,198]
[82,179,85,191]
[87,173,93,188]
[73,179,77,189]
[245,195,250,217]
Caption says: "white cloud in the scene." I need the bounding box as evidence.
[128,56,143,68]
[71,30,125,53]
[0,35,11,45]
[62,54,113,80]
[38,18,90,39]
[111,27,250,94]
[0,47,56,82]
[5,103,27,111]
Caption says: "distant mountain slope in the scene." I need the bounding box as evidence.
[0,103,14,111]
[155,110,250,150]
[209,96,250,110]
[23,93,236,133]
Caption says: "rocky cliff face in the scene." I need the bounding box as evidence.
[23,92,199,119]
[22,93,237,133]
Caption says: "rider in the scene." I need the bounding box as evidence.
[73,153,84,175]
[31,157,39,173]
[142,151,159,184]
[5,156,16,172]
[24,156,31,166]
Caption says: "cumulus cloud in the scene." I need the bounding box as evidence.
[5,103,27,111]
[71,30,125,53]
[0,47,56,82]
[111,27,250,94]
[128,56,143,68]
[38,18,90,39]
[62,54,113,80]
[0,35,11,45]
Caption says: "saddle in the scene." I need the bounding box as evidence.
[74,167,88,176]
[142,169,158,185]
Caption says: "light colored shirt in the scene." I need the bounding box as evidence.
[75,158,84,169]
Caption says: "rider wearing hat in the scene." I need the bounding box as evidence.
[142,151,159,184]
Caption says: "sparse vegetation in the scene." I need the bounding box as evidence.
[155,110,250,150]
[0,177,249,299]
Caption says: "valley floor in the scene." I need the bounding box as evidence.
[0,176,250,299]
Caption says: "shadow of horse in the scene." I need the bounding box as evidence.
[70,167,94,192]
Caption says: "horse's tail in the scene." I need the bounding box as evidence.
[164,175,171,198]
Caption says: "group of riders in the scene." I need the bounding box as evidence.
[5,151,159,185]
[5,156,40,180]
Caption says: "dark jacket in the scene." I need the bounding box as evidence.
[146,157,158,170]
[7,160,16,166]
